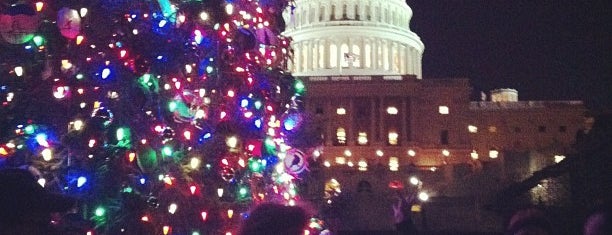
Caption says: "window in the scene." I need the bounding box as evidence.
[319,6,325,21]
[330,5,336,20]
[351,44,361,68]
[335,157,346,164]
[357,132,368,145]
[330,44,338,68]
[389,157,399,171]
[440,130,449,145]
[388,131,399,145]
[318,44,325,68]
[355,5,360,20]
[340,44,349,68]
[386,106,398,115]
[335,128,346,146]
[468,125,478,133]
[438,106,449,114]
[336,107,346,115]
[342,4,347,19]
[315,107,324,114]
[442,149,450,157]
[538,126,546,133]
[489,149,499,159]
[357,160,368,172]
[488,126,497,133]
[470,150,479,159]
[559,126,567,133]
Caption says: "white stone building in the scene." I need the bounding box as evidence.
[283,0,586,233]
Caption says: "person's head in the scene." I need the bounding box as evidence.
[584,205,611,235]
[0,168,76,234]
[506,208,553,235]
[239,203,309,235]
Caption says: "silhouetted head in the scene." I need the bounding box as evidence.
[506,208,553,235]
[584,205,611,235]
[239,203,309,235]
[0,168,76,234]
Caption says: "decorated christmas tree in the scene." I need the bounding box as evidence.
[0,0,324,234]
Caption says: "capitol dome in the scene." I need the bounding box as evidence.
[282,0,424,78]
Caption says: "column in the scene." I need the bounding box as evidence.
[306,40,312,72]
[387,41,393,71]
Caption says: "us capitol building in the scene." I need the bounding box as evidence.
[283,0,587,233]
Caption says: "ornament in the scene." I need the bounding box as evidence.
[283,149,307,175]
[234,28,256,53]
[137,147,159,173]
[146,196,160,208]
[172,90,206,123]
[220,165,236,182]
[57,7,81,39]
[161,127,175,141]
[0,4,39,44]
[255,27,277,45]
[134,57,151,76]
[91,107,114,127]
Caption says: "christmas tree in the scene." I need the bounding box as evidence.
[0,0,324,234]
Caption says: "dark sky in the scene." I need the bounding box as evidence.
[406,0,611,109]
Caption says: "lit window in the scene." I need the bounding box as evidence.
[407,149,416,157]
[488,126,497,133]
[388,132,399,145]
[438,106,449,114]
[357,132,368,145]
[347,161,354,167]
[389,157,399,171]
[335,157,346,165]
[468,125,478,133]
[358,159,368,171]
[386,106,398,115]
[335,128,346,145]
[554,155,565,163]
[343,149,352,157]
[470,150,479,159]
[336,107,346,115]
[323,161,331,167]
[489,149,499,159]
[442,149,450,157]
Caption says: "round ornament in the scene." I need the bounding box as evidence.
[283,149,307,175]
[172,90,206,123]
[220,165,236,182]
[0,4,39,44]
[91,107,114,127]
[161,127,175,141]
[57,7,81,39]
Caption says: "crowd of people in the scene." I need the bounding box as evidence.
[0,168,609,235]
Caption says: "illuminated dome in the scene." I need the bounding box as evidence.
[283,0,424,78]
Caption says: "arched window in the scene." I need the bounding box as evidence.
[335,127,347,146]
[301,44,308,71]
[319,6,325,21]
[392,44,400,72]
[352,44,361,68]
[330,43,338,68]
[340,43,349,68]
[330,5,336,20]
[342,4,348,19]
[383,42,390,70]
[355,5,360,20]
[318,43,325,68]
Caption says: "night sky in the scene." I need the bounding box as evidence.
[406,0,611,110]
